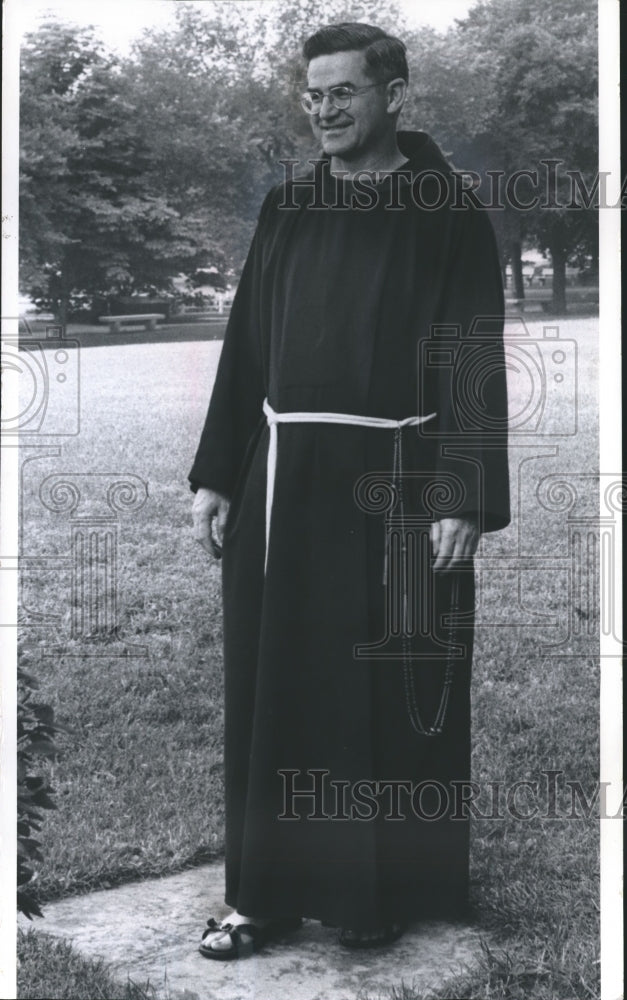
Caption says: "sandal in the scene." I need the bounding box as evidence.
[338,921,406,949]
[199,915,302,960]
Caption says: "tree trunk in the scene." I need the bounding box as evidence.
[550,242,567,313]
[58,262,72,335]
[500,256,507,288]
[58,296,68,332]
[510,240,525,299]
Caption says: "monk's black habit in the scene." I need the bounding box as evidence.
[190,131,510,930]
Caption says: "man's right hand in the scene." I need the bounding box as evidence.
[192,488,230,559]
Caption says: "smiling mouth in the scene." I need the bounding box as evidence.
[321,124,350,132]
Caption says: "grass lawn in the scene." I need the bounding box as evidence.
[17,929,156,1000]
[17,316,600,999]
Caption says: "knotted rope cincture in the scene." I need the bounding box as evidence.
[262,398,459,736]
[262,397,436,573]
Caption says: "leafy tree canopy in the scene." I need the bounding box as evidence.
[20,19,209,318]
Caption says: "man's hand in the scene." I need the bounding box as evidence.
[192,488,230,559]
[431,517,480,572]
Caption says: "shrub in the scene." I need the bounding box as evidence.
[17,664,60,919]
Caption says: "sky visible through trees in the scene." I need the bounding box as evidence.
[18,0,477,51]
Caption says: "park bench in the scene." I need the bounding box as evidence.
[537,267,580,287]
[506,298,546,314]
[98,313,165,333]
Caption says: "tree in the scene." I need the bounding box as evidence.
[405,0,598,310]
[125,6,289,274]
[20,20,209,321]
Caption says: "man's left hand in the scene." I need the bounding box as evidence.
[430,517,480,572]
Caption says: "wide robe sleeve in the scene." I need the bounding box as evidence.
[427,205,510,533]
[188,194,272,498]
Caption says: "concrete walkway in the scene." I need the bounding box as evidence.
[21,864,488,1000]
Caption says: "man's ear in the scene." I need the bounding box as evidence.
[386,77,407,116]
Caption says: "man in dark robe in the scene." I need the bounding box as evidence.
[190,22,510,958]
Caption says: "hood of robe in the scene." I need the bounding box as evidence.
[396,130,454,174]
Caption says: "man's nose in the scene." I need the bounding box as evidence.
[318,94,340,119]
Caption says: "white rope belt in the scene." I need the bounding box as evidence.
[262,397,436,573]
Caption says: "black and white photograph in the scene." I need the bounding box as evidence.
[1,1,622,998]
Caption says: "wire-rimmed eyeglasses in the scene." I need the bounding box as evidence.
[300,82,388,116]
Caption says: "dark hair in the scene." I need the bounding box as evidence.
[302,22,409,84]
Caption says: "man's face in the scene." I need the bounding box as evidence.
[305,49,391,161]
